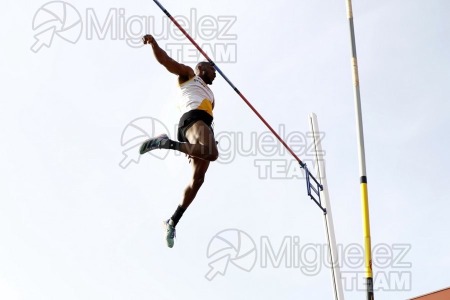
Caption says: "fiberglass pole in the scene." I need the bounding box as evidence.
[344,0,374,299]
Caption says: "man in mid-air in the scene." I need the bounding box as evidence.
[140,34,219,248]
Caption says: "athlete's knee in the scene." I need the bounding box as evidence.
[198,146,218,161]
[207,150,219,162]
[206,144,219,161]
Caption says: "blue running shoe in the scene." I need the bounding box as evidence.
[140,134,169,154]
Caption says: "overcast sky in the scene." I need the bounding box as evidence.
[1,0,449,299]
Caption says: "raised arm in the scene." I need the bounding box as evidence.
[143,34,194,83]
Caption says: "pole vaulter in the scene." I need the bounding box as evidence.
[144,0,328,250]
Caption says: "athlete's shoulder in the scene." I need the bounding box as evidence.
[178,75,196,86]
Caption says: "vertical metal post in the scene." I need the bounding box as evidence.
[309,113,345,300]
[344,1,374,299]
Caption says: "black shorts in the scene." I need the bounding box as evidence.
[177,109,214,142]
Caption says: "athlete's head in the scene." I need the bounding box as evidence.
[195,61,216,85]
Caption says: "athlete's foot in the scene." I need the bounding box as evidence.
[140,134,169,154]
[164,219,176,248]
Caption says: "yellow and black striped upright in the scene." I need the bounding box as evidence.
[361,175,373,299]
[345,0,374,299]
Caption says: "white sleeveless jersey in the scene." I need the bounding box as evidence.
[178,76,215,116]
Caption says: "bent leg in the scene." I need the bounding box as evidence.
[178,121,219,161]
[140,121,218,161]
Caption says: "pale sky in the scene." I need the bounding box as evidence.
[1,0,449,299]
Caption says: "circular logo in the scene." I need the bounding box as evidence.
[31,1,82,52]
[205,229,257,281]
[119,117,171,169]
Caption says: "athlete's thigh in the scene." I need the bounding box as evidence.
[185,121,216,146]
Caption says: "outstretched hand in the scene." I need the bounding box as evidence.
[142,34,155,45]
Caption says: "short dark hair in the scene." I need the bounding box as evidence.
[195,61,213,70]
